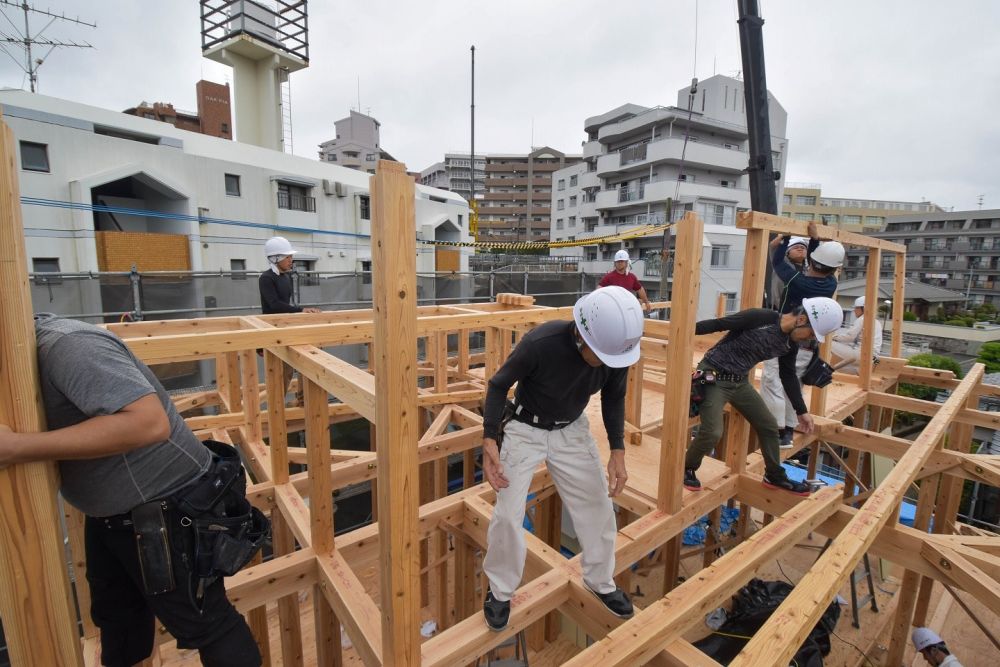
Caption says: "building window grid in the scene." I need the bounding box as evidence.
[710,245,730,267]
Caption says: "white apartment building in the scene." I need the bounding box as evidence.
[1,89,470,318]
[550,75,788,319]
[317,110,396,174]
[419,153,486,201]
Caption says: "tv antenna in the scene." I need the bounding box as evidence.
[0,0,95,93]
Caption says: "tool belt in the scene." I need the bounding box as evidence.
[509,400,574,431]
[689,369,717,417]
[801,351,834,388]
[121,441,271,604]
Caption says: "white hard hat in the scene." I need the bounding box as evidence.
[264,236,299,259]
[573,286,644,368]
[614,249,630,262]
[854,296,866,309]
[912,627,943,652]
[787,236,809,249]
[801,296,843,342]
[810,241,845,268]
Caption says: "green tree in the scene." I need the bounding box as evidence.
[899,353,963,401]
[977,341,1000,373]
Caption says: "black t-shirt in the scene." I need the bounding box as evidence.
[482,320,628,449]
[258,270,302,314]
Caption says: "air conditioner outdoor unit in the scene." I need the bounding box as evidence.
[625,240,636,249]
[323,179,346,197]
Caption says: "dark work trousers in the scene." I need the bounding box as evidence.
[85,515,261,667]
[684,375,784,478]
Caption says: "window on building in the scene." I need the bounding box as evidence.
[569,175,578,186]
[843,215,862,225]
[293,259,319,286]
[224,173,241,196]
[795,195,816,206]
[359,195,371,220]
[20,141,49,172]
[230,258,246,279]
[782,195,791,205]
[794,212,814,221]
[366,154,377,161]
[220,122,230,135]
[327,154,337,161]
[927,221,945,230]
[568,216,576,227]
[821,214,838,225]
[710,245,730,267]
[557,199,565,211]
[32,257,61,284]
[865,216,883,226]
[569,195,577,207]
[277,183,316,212]
[556,218,564,230]
[557,179,565,191]
[361,259,372,285]
[721,292,737,313]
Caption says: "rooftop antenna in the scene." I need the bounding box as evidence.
[977,194,984,209]
[0,0,95,93]
[357,76,361,115]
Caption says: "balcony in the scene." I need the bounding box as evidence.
[277,191,316,212]
[597,137,748,178]
[583,140,603,160]
[578,170,600,190]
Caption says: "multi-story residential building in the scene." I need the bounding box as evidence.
[781,183,943,232]
[2,88,469,319]
[419,153,486,201]
[550,75,788,319]
[843,209,1000,307]
[123,79,233,140]
[478,148,581,242]
[317,111,397,174]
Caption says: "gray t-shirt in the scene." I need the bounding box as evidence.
[34,314,211,517]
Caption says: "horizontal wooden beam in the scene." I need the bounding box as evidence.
[736,211,906,252]
[921,540,1000,613]
[225,548,317,613]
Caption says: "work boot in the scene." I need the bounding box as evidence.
[483,588,510,631]
[585,584,634,619]
[762,473,811,496]
[779,427,794,449]
[684,468,701,491]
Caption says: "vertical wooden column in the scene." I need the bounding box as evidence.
[371,160,420,665]
[240,349,263,442]
[0,112,83,666]
[859,248,881,389]
[657,213,703,591]
[458,328,470,375]
[891,251,905,358]
[624,357,644,444]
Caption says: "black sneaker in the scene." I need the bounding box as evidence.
[585,584,634,619]
[483,589,510,631]
[779,427,794,449]
[763,473,811,496]
[684,468,701,491]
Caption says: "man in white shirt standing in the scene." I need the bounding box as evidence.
[831,296,883,372]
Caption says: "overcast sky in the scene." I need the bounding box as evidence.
[2,1,998,211]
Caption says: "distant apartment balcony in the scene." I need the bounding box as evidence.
[583,140,603,160]
[595,179,747,211]
[277,191,316,212]
[578,170,600,190]
[620,143,648,165]
[596,137,748,178]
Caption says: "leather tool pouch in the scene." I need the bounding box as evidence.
[132,500,176,595]
[689,370,717,418]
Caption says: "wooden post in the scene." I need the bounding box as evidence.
[657,212,703,592]
[371,160,421,665]
[0,112,84,667]
[859,248,881,390]
[891,251,905,358]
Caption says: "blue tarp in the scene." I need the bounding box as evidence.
[782,463,917,527]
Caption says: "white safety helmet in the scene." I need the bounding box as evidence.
[614,249,630,262]
[801,296,843,343]
[810,241,845,269]
[573,286,644,368]
[264,236,299,261]
[911,627,943,652]
[787,236,809,250]
[853,296,866,309]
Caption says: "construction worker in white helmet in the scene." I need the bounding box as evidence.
[599,248,651,311]
[912,627,963,666]
[762,222,845,449]
[684,297,843,496]
[831,296,883,373]
[480,286,643,631]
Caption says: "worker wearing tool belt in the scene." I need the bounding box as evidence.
[0,314,266,667]
[683,298,843,496]
[479,286,644,631]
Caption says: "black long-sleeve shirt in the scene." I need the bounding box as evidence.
[697,308,808,415]
[258,270,302,314]
[482,320,628,449]
[771,237,836,313]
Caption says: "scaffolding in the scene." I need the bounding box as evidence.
[0,121,998,665]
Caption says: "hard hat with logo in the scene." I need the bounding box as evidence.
[264,236,299,260]
[614,249,630,262]
[810,241,845,268]
[911,627,943,652]
[801,296,843,342]
[854,296,866,309]
[573,286,644,368]
[787,236,809,249]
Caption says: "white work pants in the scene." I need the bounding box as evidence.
[483,414,617,602]
[760,347,812,430]
[831,341,862,373]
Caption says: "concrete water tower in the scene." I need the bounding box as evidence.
[200,1,309,152]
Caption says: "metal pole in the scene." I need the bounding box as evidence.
[470,45,475,207]
[523,270,529,295]
[129,264,143,321]
[489,270,495,301]
[658,198,673,319]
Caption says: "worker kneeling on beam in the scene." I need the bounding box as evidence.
[480,286,643,631]
[684,297,843,496]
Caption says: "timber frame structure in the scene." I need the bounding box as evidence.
[1,119,999,665]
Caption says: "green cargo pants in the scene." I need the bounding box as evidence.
[684,372,784,478]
